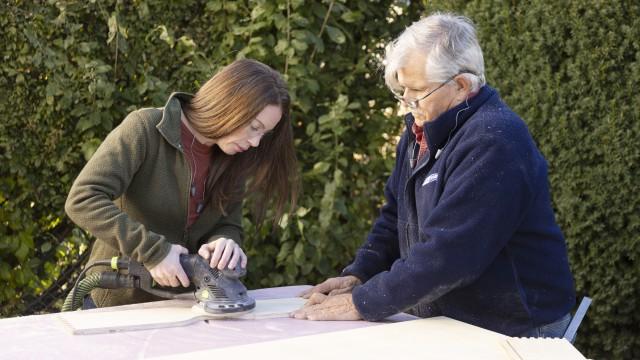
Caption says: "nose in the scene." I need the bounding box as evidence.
[247,134,262,147]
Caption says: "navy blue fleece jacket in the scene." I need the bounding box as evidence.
[343,86,575,336]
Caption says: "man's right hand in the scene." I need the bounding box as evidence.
[148,244,190,287]
[299,275,362,299]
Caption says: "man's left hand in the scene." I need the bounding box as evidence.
[291,293,362,321]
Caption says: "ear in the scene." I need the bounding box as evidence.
[452,74,473,103]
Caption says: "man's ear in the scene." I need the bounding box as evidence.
[453,75,473,102]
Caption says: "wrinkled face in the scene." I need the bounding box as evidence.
[396,54,459,125]
[216,104,282,155]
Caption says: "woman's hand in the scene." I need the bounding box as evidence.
[149,244,190,287]
[198,237,247,270]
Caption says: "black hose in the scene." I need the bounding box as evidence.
[61,273,102,311]
[61,260,112,312]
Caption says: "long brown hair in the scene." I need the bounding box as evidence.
[182,59,298,224]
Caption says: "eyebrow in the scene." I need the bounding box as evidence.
[253,118,266,129]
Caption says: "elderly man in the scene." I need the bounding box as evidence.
[292,13,575,337]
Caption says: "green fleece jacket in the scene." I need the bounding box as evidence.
[65,92,243,307]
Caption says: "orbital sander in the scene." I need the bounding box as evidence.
[62,254,256,316]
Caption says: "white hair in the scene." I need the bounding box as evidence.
[384,13,486,93]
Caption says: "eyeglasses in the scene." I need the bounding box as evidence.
[393,76,455,110]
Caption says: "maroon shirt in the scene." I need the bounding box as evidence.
[411,122,429,163]
[180,120,212,227]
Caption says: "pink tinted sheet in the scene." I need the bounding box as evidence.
[0,285,416,359]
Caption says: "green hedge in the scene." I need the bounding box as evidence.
[1,1,637,359]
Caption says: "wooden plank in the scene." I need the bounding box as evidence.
[149,317,514,360]
[57,297,306,335]
[502,337,587,360]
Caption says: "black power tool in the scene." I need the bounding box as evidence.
[62,254,256,315]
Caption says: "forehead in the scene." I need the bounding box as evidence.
[396,54,428,88]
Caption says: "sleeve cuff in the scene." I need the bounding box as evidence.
[351,277,404,322]
[352,284,381,322]
[341,265,370,284]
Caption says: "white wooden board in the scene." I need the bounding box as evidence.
[57,297,305,335]
[502,337,587,360]
[148,317,587,360]
[150,317,512,360]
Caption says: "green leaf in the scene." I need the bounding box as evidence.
[251,5,266,19]
[276,242,292,263]
[295,207,310,217]
[41,242,52,252]
[311,161,331,175]
[76,113,101,132]
[81,138,102,161]
[205,1,222,12]
[293,242,304,261]
[274,39,288,55]
[305,123,316,136]
[15,242,29,261]
[291,39,308,51]
[341,11,363,23]
[107,13,118,44]
[325,26,346,44]
[319,181,337,229]
[278,213,289,228]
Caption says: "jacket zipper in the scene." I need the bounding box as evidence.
[177,142,191,241]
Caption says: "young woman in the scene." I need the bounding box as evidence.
[65,59,298,308]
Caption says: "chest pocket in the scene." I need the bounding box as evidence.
[413,170,441,222]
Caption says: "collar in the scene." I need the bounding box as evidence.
[180,120,212,154]
[403,85,497,158]
[157,92,194,149]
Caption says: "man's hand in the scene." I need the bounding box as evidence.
[198,238,247,270]
[299,276,362,299]
[149,244,189,287]
[291,293,362,321]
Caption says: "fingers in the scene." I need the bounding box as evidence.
[217,240,235,270]
[149,244,190,287]
[204,238,246,270]
[228,245,241,269]
[305,292,328,306]
[175,266,190,287]
[305,309,360,321]
[209,240,225,268]
[291,294,361,321]
[151,265,190,287]
[291,308,308,319]
[328,287,352,296]
[198,243,214,259]
[150,271,167,287]
[299,281,328,299]
[300,277,340,299]
[240,248,247,268]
